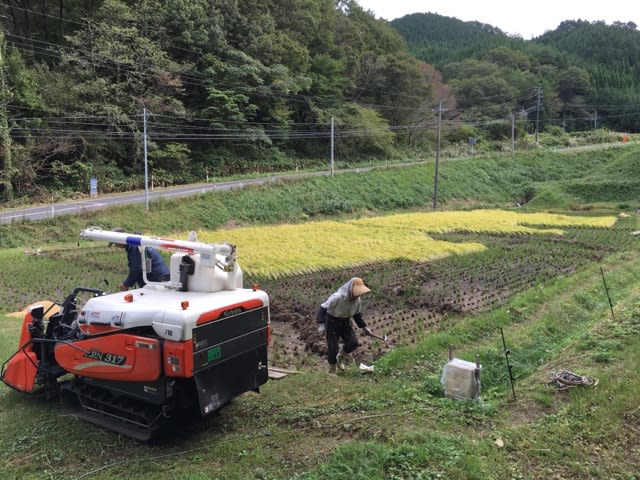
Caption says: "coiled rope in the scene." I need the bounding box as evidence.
[547,370,599,390]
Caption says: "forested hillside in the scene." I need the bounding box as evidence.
[392,13,640,138]
[1,2,639,204]
[537,20,640,132]
[0,0,431,201]
[390,12,509,69]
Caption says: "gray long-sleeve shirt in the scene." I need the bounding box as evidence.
[319,278,367,328]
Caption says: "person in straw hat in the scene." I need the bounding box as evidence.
[316,277,373,374]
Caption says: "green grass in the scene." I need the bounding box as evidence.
[2,143,640,479]
[2,144,640,251]
[2,267,640,479]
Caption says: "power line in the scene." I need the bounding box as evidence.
[0,3,438,110]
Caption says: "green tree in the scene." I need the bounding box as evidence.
[556,66,591,102]
[334,102,394,158]
[486,46,531,70]
[61,0,185,117]
[53,0,188,187]
[0,31,12,201]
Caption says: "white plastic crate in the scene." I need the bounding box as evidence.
[440,357,482,400]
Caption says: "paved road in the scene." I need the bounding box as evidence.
[0,169,340,224]
[2,141,632,225]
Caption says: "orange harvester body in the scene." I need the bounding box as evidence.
[1,228,271,441]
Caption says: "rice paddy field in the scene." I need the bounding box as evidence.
[1,144,640,479]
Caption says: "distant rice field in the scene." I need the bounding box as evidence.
[194,209,617,277]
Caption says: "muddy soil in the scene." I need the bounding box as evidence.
[261,228,632,372]
[264,260,512,372]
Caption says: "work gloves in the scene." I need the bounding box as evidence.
[317,306,327,334]
[363,326,373,336]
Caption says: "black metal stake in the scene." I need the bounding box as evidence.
[600,267,615,319]
[499,327,516,399]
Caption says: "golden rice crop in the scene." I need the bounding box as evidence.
[353,209,616,234]
[193,210,617,277]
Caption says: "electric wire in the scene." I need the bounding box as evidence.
[2,2,639,143]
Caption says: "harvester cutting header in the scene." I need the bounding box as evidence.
[1,228,271,441]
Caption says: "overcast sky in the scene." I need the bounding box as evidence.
[356,0,639,39]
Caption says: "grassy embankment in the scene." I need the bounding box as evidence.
[1,144,640,479]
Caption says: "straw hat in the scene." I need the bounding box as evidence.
[352,277,371,297]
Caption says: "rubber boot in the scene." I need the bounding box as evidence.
[328,364,337,374]
[336,347,346,371]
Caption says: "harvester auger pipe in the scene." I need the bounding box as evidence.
[80,227,237,271]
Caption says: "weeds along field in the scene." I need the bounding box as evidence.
[0,210,626,371]
[1,212,640,479]
[261,212,634,369]
[2,145,640,479]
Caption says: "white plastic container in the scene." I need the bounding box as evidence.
[170,253,243,292]
[440,357,482,400]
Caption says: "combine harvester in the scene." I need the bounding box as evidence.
[1,228,271,441]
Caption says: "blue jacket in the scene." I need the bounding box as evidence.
[122,245,170,288]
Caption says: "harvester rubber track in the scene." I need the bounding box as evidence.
[60,381,166,442]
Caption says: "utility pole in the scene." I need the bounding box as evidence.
[433,101,447,209]
[511,108,526,156]
[143,107,149,211]
[511,114,515,156]
[0,31,13,201]
[330,116,334,177]
[535,87,542,145]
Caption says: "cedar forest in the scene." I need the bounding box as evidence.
[0,0,638,202]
